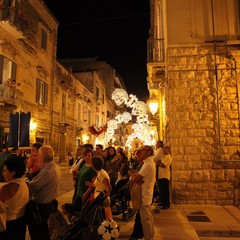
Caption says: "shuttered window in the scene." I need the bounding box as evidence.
[40,28,47,50]
[0,55,16,84]
[36,78,48,105]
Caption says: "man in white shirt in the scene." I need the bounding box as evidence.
[131,145,156,240]
[152,140,164,204]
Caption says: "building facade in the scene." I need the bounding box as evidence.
[0,0,58,149]
[148,0,240,205]
[0,1,125,162]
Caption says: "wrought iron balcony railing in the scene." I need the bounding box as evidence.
[0,84,23,106]
[0,6,27,38]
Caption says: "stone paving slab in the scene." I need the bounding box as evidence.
[22,163,240,239]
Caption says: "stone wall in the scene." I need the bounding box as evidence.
[166,44,240,205]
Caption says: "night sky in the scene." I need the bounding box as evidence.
[43,0,150,100]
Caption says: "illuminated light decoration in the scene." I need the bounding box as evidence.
[111,89,128,106]
[82,134,89,143]
[107,88,154,148]
[107,119,119,129]
[136,115,149,125]
[115,112,123,124]
[105,119,118,144]
[115,111,132,124]
[131,101,147,116]
[125,94,138,108]
[121,112,132,123]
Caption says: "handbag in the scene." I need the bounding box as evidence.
[0,201,8,232]
[130,182,142,210]
[25,199,42,227]
[25,183,42,227]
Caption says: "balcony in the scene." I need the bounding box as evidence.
[147,38,165,63]
[0,84,17,105]
[0,6,27,39]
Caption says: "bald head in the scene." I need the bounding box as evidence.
[39,145,54,164]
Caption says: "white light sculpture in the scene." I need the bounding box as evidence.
[111,89,129,106]
[107,88,153,149]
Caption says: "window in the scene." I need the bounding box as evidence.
[95,114,99,128]
[96,86,99,99]
[102,93,104,104]
[77,102,82,127]
[0,55,16,84]
[40,28,47,50]
[88,110,91,127]
[36,78,48,105]
[238,0,240,38]
[62,93,66,122]
[0,0,12,20]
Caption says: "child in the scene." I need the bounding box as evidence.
[85,156,113,220]
[48,200,72,240]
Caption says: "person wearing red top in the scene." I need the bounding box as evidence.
[26,142,42,180]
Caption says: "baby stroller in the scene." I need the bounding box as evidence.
[60,192,105,240]
[110,178,135,222]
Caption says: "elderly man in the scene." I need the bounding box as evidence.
[131,145,156,240]
[27,145,61,240]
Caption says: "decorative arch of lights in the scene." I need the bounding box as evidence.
[105,88,154,149]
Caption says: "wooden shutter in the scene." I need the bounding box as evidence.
[44,82,48,105]
[36,78,40,103]
[0,55,3,84]
[11,61,16,80]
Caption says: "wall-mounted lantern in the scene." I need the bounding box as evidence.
[30,120,37,131]
[148,93,159,115]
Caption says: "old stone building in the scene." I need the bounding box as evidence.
[0,0,58,149]
[148,0,240,205]
[59,58,128,150]
[0,1,124,162]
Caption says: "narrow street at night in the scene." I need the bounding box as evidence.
[4,162,238,240]
[1,1,240,240]
[55,164,240,240]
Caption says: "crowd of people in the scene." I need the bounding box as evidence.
[0,140,172,240]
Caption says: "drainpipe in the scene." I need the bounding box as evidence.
[210,0,222,161]
[49,33,56,145]
[210,0,240,162]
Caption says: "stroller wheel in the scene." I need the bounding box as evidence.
[122,212,130,222]
[128,208,136,218]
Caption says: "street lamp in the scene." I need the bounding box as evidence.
[30,120,37,131]
[148,93,159,116]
